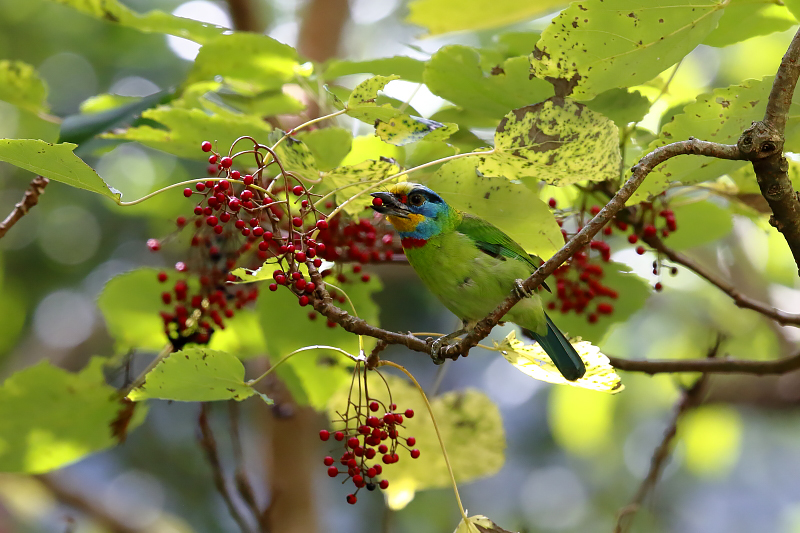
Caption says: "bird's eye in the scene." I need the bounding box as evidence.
[409,193,424,206]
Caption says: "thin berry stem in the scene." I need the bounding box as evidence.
[246,344,362,387]
[118,178,269,206]
[377,360,468,523]
[271,108,348,153]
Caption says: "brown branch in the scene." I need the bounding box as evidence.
[643,234,800,326]
[226,0,262,32]
[613,338,719,533]
[738,26,800,273]
[608,349,800,375]
[0,176,48,239]
[198,403,257,533]
[228,401,265,530]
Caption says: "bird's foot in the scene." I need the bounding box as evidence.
[514,279,532,299]
[428,328,467,364]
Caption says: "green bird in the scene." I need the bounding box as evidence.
[371,182,586,381]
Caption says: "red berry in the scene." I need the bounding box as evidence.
[230,170,241,179]
[410,449,420,459]
[292,185,304,196]
[147,238,160,251]
[201,141,212,152]
[588,313,598,324]
[316,220,328,230]
[548,198,557,208]
[296,251,307,262]
[379,480,389,490]
[372,197,383,207]
[333,431,344,441]
[628,234,638,244]
[328,467,339,478]
[406,436,416,446]
[346,494,357,505]
[183,188,193,198]
[405,409,414,419]
[292,217,303,227]
[643,224,657,238]
[597,302,614,314]
[347,437,359,448]
[655,282,663,292]
[319,430,330,441]
[208,154,218,164]
[158,271,168,283]
[243,174,254,185]
[220,156,233,168]
[241,190,253,201]
[206,215,218,226]
[636,246,645,255]
[361,274,370,282]
[161,292,171,305]
[268,283,278,291]
[369,401,380,412]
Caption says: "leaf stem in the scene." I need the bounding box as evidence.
[377,360,468,523]
[246,344,361,387]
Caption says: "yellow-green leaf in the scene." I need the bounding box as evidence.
[407,0,567,35]
[0,140,121,201]
[496,331,624,393]
[454,515,517,533]
[530,0,726,100]
[375,115,458,147]
[0,358,147,473]
[127,348,257,402]
[423,158,563,259]
[324,160,402,215]
[0,60,48,115]
[478,98,621,185]
[325,56,425,83]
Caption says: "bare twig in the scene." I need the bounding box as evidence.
[613,339,719,533]
[0,176,48,239]
[643,234,800,326]
[198,403,256,533]
[738,26,800,273]
[608,349,800,375]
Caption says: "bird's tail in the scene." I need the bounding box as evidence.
[522,313,586,381]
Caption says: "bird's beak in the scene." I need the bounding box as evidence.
[370,192,411,219]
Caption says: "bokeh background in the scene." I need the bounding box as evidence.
[2,1,800,532]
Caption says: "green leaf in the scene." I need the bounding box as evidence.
[0,358,147,473]
[60,89,174,146]
[703,0,796,48]
[585,88,651,128]
[375,115,458,147]
[47,0,224,43]
[630,76,800,202]
[407,0,567,35]
[98,268,173,353]
[104,106,273,160]
[300,127,353,171]
[478,98,621,185]
[328,375,505,510]
[665,200,733,250]
[324,57,425,83]
[269,132,318,179]
[0,140,121,201]
[324,160,402,215]
[423,158,564,259]
[530,0,726,100]
[346,75,404,123]
[0,60,49,115]
[127,348,257,402]
[208,310,268,359]
[540,261,651,343]
[187,33,300,91]
[496,331,623,393]
[258,278,382,410]
[424,47,553,120]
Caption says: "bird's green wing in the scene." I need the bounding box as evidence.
[456,212,541,270]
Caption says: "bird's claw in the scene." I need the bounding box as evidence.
[430,337,447,364]
[514,279,532,299]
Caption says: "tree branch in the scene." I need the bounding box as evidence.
[0,176,48,239]
[608,349,800,375]
[643,234,800,326]
[738,26,800,273]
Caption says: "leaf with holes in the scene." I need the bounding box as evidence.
[477,98,621,185]
[496,331,623,393]
[530,0,726,100]
[0,140,121,201]
[127,348,258,402]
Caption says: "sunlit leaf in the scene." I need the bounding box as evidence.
[327,375,505,510]
[530,0,725,100]
[300,127,353,171]
[407,0,567,35]
[258,278,381,410]
[540,261,651,343]
[324,56,425,83]
[345,75,402,123]
[454,515,517,533]
[424,47,553,120]
[47,0,224,43]
[423,158,563,259]
[269,132,318,179]
[0,358,147,473]
[703,0,796,48]
[324,160,402,215]
[127,348,258,402]
[0,60,48,115]
[207,310,268,360]
[187,33,301,91]
[0,140,121,201]
[104,106,273,160]
[496,331,623,393]
[631,76,800,202]
[477,98,621,185]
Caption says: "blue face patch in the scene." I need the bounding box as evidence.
[393,187,450,240]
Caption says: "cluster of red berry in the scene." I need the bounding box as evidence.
[319,375,419,504]
[547,198,680,322]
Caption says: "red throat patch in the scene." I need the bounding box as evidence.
[400,237,427,249]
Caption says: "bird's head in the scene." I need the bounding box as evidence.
[370,183,455,242]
